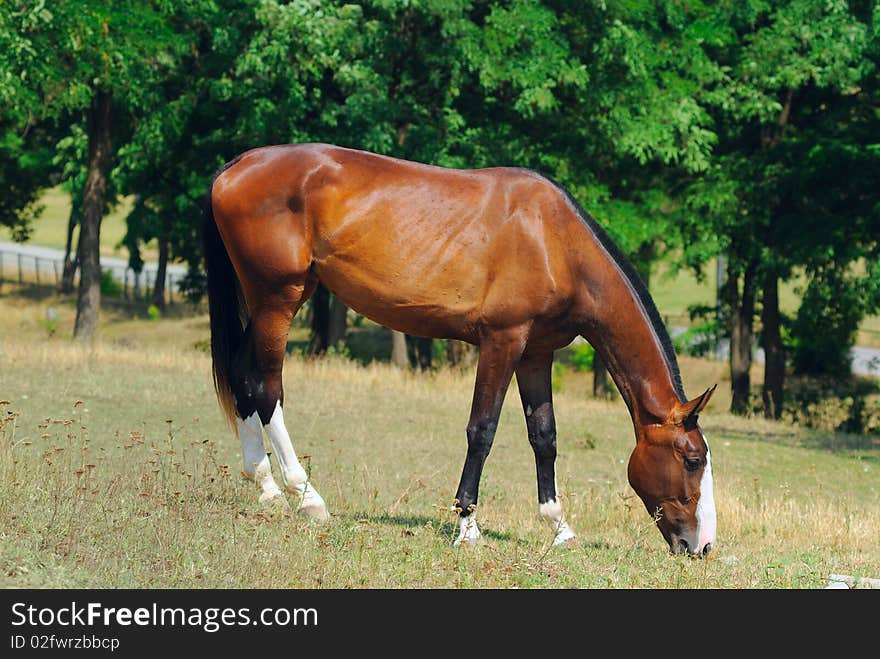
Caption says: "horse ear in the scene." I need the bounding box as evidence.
[669,384,717,425]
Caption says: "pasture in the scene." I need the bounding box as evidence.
[1,288,878,589]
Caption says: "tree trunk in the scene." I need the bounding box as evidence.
[408,336,432,371]
[60,199,80,294]
[391,329,409,368]
[761,273,785,420]
[307,282,330,354]
[151,235,169,310]
[592,353,610,399]
[327,296,348,349]
[728,260,757,415]
[446,340,476,367]
[73,90,112,342]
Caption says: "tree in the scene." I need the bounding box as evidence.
[0,124,54,242]
[4,1,200,340]
[107,1,722,367]
[115,1,260,307]
[676,0,877,415]
[0,4,57,243]
[305,284,347,355]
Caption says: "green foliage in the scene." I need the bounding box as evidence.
[146,304,162,321]
[99,269,122,297]
[38,306,58,338]
[551,361,566,393]
[670,0,879,399]
[790,270,866,377]
[673,304,725,358]
[0,126,53,240]
[568,342,595,373]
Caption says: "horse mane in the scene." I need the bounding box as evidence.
[544,177,686,402]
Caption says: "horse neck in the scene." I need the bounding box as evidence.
[571,228,684,430]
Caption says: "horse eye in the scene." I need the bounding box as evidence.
[684,457,702,472]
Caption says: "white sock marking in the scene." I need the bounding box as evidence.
[264,402,328,517]
[237,412,282,502]
[539,498,577,545]
[454,515,481,546]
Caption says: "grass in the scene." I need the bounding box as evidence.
[1,288,878,589]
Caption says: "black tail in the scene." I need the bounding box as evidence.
[202,180,245,427]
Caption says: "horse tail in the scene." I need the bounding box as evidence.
[202,174,245,428]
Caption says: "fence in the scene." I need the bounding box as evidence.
[0,247,184,305]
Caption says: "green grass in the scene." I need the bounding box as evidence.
[1,291,878,589]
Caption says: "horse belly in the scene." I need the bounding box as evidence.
[313,244,485,341]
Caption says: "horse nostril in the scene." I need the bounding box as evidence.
[677,538,690,554]
[701,543,713,556]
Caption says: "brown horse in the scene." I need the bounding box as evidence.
[203,143,717,556]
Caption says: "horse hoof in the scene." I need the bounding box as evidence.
[298,502,330,521]
[552,532,578,547]
[549,520,577,547]
[453,516,482,547]
[259,491,289,507]
[453,535,483,548]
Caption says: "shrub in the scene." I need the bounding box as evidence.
[100,269,123,297]
[789,271,864,378]
[568,341,594,372]
[674,304,725,358]
[781,376,880,435]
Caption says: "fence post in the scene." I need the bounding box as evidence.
[53,258,59,286]
[18,253,23,283]
[34,256,40,286]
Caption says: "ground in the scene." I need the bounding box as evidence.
[0,287,878,588]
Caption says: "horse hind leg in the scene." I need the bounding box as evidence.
[231,279,329,519]
[515,353,576,546]
[237,406,283,504]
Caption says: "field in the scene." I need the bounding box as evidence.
[1,287,878,589]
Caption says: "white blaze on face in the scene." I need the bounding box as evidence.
[696,432,717,552]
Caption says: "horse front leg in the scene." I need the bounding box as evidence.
[237,409,284,504]
[515,353,576,546]
[452,327,528,546]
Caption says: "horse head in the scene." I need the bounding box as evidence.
[627,385,717,557]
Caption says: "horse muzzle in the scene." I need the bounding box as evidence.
[670,532,713,558]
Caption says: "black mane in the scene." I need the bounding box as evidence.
[548,179,686,402]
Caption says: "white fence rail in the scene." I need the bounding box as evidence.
[0,246,186,305]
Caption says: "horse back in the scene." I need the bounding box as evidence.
[212,144,584,344]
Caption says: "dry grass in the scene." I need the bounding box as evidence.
[1,292,878,589]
